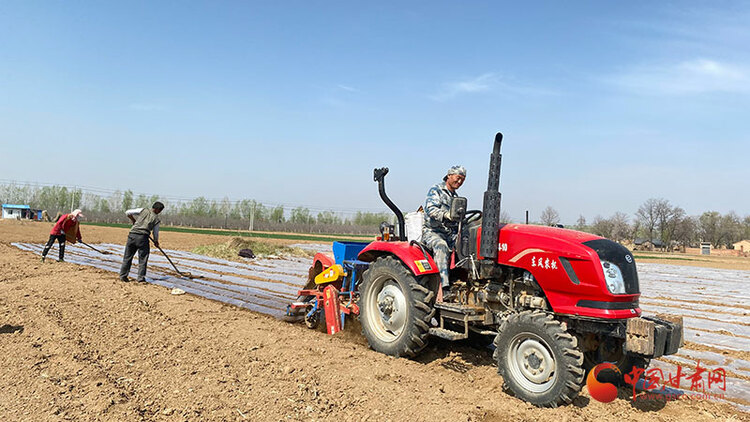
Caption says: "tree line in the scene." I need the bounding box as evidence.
[3,184,748,246]
[538,199,750,249]
[0,184,391,235]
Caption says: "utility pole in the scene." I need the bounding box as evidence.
[249,202,256,231]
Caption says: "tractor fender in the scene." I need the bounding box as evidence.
[358,241,439,276]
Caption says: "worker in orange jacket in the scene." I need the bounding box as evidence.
[41,209,84,262]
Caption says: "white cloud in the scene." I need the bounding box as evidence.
[608,58,750,95]
[430,73,496,101]
[451,73,496,93]
[337,84,359,93]
[682,59,744,79]
[430,73,556,101]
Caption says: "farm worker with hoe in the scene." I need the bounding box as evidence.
[422,165,466,302]
[41,209,84,262]
[119,201,164,283]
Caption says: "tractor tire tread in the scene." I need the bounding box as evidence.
[414,301,431,313]
[360,256,437,358]
[493,310,584,407]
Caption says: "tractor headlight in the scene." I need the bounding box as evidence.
[600,260,625,294]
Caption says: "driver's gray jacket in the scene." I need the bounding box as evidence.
[423,181,459,238]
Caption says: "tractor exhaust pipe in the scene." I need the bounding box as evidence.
[479,132,503,260]
[374,167,406,241]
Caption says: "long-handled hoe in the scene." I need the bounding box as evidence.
[79,241,112,255]
[149,236,202,279]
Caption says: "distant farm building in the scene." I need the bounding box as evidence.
[1,204,42,220]
[633,238,665,251]
[733,240,750,256]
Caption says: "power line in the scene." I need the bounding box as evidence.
[0,179,391,216]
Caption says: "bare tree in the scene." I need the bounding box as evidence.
[673,215,699,249]
[719,211,742,248]
[636,198,663,243]
[699,211,721,247]
[652,199,684,249]
[661,205,685,249]
[540,206,560,226]
[590,213,630,243]
[499,210,512,224]
[591,215,613,239]
[631,219,641,243]
[575,215,587,231]
[610,212,632,243]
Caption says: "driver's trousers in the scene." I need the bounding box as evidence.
[422,229,456,288]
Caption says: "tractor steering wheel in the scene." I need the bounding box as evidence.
[463,210,482,224]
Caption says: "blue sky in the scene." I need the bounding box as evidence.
[1,1,749,223]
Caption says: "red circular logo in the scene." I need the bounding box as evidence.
[586,363,621,403]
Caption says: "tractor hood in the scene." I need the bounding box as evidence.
[489,224,603,262]
[501,224,601,249]
[488,224,641,319]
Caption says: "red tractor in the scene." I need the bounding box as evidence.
[287,132,683,407]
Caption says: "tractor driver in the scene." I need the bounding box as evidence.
[422,165,466,302]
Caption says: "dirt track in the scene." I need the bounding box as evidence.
[1,220,748,421]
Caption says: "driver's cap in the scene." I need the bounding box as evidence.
[445,165,466,179]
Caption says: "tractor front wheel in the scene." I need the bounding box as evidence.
[359,256,437,357]
[493,310,584,407]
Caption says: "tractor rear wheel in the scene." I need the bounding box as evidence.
[360,256,437,357]
[493,310,584,407]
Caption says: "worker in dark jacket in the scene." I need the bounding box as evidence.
[41,209,83,262]
[422,166,466,301]
[119,201,164,283]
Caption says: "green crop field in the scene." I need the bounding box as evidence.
[83,222,373,243]
[633,254,697,262]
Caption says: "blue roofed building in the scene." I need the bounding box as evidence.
[1,204,41,220]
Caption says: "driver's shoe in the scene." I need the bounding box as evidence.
[440,284,461,302]
[442,289,458,302]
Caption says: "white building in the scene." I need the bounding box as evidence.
[1,204,34,219]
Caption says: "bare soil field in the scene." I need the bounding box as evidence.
[1,219,748,421]
[633,250,750,271]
